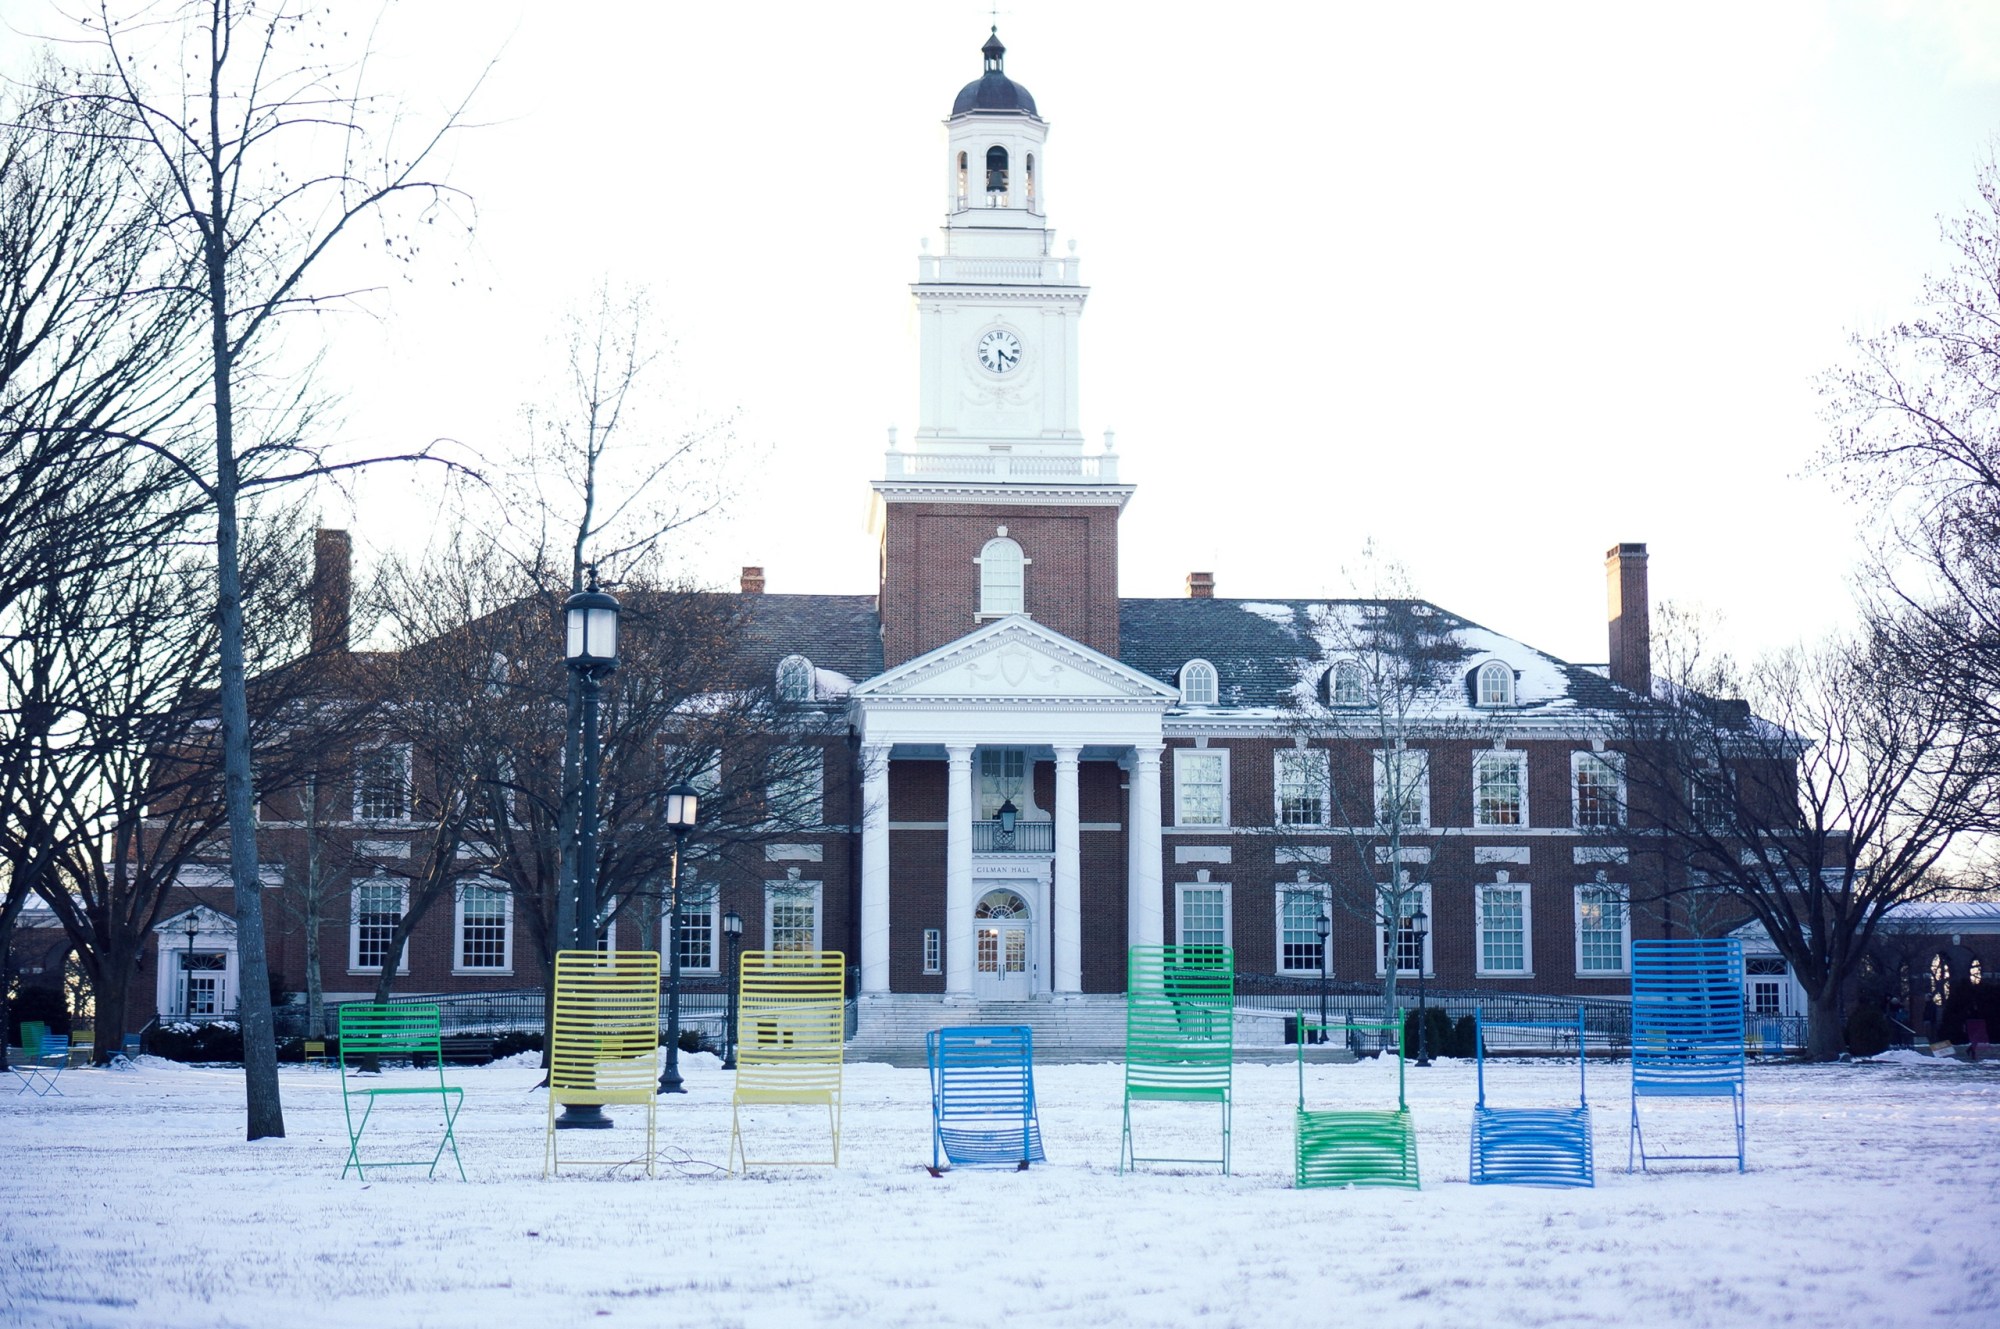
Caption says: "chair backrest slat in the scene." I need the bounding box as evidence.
[1631,938,1745,1087]
[550,950,661,1092]
[338,1003,444,1060]
[1126,945,1234,1089]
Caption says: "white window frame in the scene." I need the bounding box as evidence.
[979,747,1030,820]
[1572,750,1627,829]
[763,880,824,954]
[922,928,942,975]
[1374,882,1434,977]
[1473,749,1529,829]
[767,746,825,826]
[353,744,412,824]
[1275,880,1332,975]
[976,536,1027,617]
[1476,660,1515,706]
[1476,880,1533,977]
[1574,880,1632,976]
[1179,659,1218,707]
[1175,879,1233,952]
[1328,660,1368,708]
[452,879,513,976]
[348,878,411,974]
[1173,747,1230,827]
[671,885,721,975]
[776,655,814,702]
[1274,748,1330,828]
[1372,748,1430,829]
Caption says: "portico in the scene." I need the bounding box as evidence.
[852,616,1174,998]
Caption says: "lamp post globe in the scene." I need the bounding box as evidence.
[556,573,620,1130]
[721,909,744,1071]
[1411,902,1432,1067]
[660,781,701,1094]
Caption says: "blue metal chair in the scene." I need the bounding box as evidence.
[13,1035,69,1097]
[1469,1007,1594,1187]
[1629,938,1746,1172]
[926,1025,1045,1173]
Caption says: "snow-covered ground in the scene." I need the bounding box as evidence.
[3,1050,1994,1328]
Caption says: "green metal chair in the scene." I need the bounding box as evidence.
[1120,945,1234,1175]
[337,1003,465,1181]
[1294,1017,1419,1189]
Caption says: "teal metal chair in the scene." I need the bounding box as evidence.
[1294,1018,1419,1188]
[337,1003,465,1180]
[1120,945,1234,1175]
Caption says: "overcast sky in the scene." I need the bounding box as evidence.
[9,1,2000,666]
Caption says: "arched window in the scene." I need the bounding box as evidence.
[1328,660,1367,708]
[1476,661,1514,707]
[1025,152,1037,208]
[978,537,1024,615]
[1180,659,1218,707]
[985,145,1009,197]
[776,654,814,703]
[956,151,968,206]
[975,888,1031,919]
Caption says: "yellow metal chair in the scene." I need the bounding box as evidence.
[544,949,662,1178]
[303,1039,328,1066]
[729,949,845,1173]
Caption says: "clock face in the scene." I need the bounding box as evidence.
[977,328,1023,374]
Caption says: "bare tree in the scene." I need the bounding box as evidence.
[1620,616,1994,1060]
[68,0,488,1137]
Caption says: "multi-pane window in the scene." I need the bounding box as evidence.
[350,880,406,971]
[676,895,717,973]
[979,748,1027,819]
[354,747,409,822]
[767,885,819,953]
[767,747,824,825]
[1573,751,1625,828]
[1177,884,1230,953]
[1372,749,1429,828]
[1329,660,1367,708]
[776,655,814,702]
[1576,883,1630,974]
[1474,750,1527,828]
[1277,886,1330,973]
[1478,884,1529,975]
[1175,749,1228,826]
[1180,660,1218,706]
[1689,760,1732,828]
[1477,661,1514,706]
[923,928,942,975]
[1376,885,1431,975]
[979,537,1024,615]
[457,883,510,972]
[1276,749,1329,827]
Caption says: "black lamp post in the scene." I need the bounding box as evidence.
[658,781,699,1094]
[183,913,200,1019]
[1315,909,1331,1045]
[1411,902,1432,1067]
[721,909,744,1070]
[556,572,619,1131]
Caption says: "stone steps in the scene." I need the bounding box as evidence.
[845,995,1354,1067]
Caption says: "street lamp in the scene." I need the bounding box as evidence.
[996,797,1018,848]
[556,572,619,1132]
[1411,902,1432,1068]
[721,909,744,1071]
[183,913,200,1019]
[658,781,699,1094]
[1315,909,1332,1046]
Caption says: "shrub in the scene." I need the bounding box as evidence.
[1451,1014,1480,1059]
[1401,1007,1455,1059]
[491,1030,544,1060]
[149,1020,245,1062]
[678,1026,716,1056]
[1844,1005,1893,1058]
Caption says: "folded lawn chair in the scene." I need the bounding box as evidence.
[927,1025,1045,1174]
[1294,1018,1419,1189]
[1470,1007,1594,1187]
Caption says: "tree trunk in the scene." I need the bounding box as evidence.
[1807,989,1847,1062]
[90,949,134,1068]
[0,885,24,1072]
[208,229,282,1139]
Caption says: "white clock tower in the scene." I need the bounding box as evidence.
[898,29,1104,466]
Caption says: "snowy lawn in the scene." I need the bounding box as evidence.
[3,1050,1995,1328]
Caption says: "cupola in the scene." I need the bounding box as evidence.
[952,28,1039,117]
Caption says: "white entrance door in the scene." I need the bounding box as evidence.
[974,888,1033,1001]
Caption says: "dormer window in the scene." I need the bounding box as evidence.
[1327,660,1367,708]
[978,537,1024,615]
[1476,660,1514,707]
[777,654,814,703]
[1180,659,1218,707]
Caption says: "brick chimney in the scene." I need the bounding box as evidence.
[1605,542,1650,695]
[1186,571,1215,599]
[310,529,352,654]
[740,566,765,595]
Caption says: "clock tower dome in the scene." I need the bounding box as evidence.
[873,30,1131,668]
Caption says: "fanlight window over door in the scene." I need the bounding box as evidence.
[975,889,1031,919]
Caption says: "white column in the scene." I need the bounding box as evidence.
[945,744,975,996]
[1053,745,1083,993]
[859,743,891,994]
[1128,745,1165,949]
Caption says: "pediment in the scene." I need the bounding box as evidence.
[855,616,1177,703]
